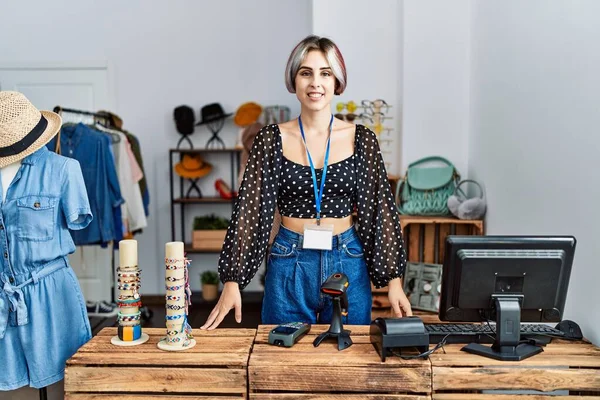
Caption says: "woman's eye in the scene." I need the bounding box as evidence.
[300,71,311,76]
[322,72,331,77]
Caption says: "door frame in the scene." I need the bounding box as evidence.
[0,60,116,111]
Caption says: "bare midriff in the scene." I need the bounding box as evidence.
[281,215,353,235]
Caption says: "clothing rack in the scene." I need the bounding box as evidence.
[54,106,120,143]
[53,106,107,119]
[53,106,120,303]
[53,107,152,323]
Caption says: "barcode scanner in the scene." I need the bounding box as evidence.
[313,273,353,351]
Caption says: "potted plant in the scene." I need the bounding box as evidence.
[201,270,219,301]
[192,214,230,250]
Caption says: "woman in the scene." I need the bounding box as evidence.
[201,35,412,330]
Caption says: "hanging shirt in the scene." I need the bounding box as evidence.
[121,131,149,217]
[47,123,123,245]
[218,124,407,289]
[113,130,147,232]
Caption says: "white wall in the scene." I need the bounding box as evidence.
[312,0,403,175]
[313,0,472,177]
[402,1,471,175]
[0,0,311,294]
[469,0,600,345]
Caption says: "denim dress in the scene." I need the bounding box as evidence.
[0,147,93,390]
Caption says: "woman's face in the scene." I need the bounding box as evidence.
[295,50,336,113]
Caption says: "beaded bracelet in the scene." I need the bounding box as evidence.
[166,330,180,336]
[165,258,191,268]
[166,336,186,343]
[118,278,140,284]
[166,304,185,311]
[118,281,140,286]
[118,264,139,272]
[119,301,142,308]
[119,315,141,322]
[165,284,184,291]
[165,264,185,270]
[119,283,141,290]
[118,310,141,317]
[117,278,141,283]
[165,295,183,301]
[166,314,184,320]
[118,313,141,322]
[117,271,141,278]
[119,292,140,300]
[165,257,189,264]
[166,276,184,282]
[118,277,139,283]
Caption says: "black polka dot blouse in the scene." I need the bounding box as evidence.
[218,124,407,289]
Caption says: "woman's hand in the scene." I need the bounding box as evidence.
[388,277,413,317]
[201,281,242,330]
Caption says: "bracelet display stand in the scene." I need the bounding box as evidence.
[111,239,149,346]
[158,242,196,351]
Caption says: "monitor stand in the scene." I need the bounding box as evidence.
[462,294,543,361]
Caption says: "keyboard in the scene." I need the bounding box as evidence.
[425,323,565,345]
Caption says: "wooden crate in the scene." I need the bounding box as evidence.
[373,215,484,314]
[400,215,484,264]
[431,339,600,398]
[192,229,227,250]
[65,327,256,399]
[249,325,431,399]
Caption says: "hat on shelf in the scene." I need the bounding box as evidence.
[234,102,263,127]
[0,91,62,168]
[195,103,232,126]
[174,105,196,135]
[175,154,213,179]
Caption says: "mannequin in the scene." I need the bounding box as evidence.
[0,91,93,393]
[0,160,21,203]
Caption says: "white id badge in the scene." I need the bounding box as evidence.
[302,223,334,250]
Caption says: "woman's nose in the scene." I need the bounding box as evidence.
[310,76,322,89]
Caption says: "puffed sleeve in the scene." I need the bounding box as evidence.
[218,125,281,289]
[61,158,93,230]
[354,125,407,288]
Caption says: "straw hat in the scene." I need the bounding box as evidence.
[0,91,62,168]
[174,154,213,179]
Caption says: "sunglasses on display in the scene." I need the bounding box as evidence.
[334,112,358,123]
[359,111,392,121]
[336,101,358,114]
[361,99,391,113]
[364,123,392,135]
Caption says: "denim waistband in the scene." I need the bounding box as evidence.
[0,257,69,339]
[277,224,359,250]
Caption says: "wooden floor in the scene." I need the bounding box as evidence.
[89,291,264,335]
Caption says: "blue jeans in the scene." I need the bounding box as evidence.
[262,225,372,325]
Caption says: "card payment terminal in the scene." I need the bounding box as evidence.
[268,322,311,347]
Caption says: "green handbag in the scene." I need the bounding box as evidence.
[395,156,460,216]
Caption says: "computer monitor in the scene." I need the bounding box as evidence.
[439,235,576,361]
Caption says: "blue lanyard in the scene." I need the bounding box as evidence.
[298,114,333,225]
